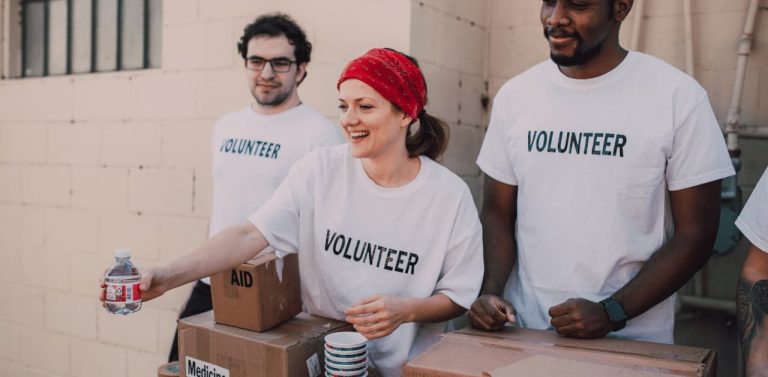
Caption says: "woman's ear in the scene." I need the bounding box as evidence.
[401,114,413,129]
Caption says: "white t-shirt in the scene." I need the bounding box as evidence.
[249,145,483,377]
[477,51,735,343]
[736,168,768,252]
[202,104,343,284]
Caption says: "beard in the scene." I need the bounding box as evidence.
[545,28,605,67]
[253,82,294,107]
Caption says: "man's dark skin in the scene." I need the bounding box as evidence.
[469,0,722,339]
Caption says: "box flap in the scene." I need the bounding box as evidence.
[487,354,671,377]
[404,328,715,377]
[180,311,349,350]
[404,335,532,377]
[452,327,713,363]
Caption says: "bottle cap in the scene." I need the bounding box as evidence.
[114,248,132,258]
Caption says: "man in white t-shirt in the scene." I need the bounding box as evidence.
[736,167,768,376]
[469,0,734,343]
[168,13,343,361]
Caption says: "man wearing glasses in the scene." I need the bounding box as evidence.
[168,13,343,362]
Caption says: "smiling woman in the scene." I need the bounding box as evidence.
[101,48,484,377]
[339,49,449,158]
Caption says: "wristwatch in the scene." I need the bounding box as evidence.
[599,298,628,331]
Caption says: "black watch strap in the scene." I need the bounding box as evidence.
[599,298,628,331]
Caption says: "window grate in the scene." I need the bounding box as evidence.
[19,0,161,78]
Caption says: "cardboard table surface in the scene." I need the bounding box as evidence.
[403,327,716,377]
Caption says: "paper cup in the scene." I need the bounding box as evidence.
[325,343,367,356]
[326,362,367,374]
[326,359,368,370]
[325,350,367,363]
[325,332,367,351]
[325,372,367,377]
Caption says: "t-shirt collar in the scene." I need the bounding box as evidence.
[546,51,638,90]
[353,151,431,198]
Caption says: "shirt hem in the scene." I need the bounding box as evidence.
[736,218,768,252]
[667,167,735,191]
[476,159,518,186]
[434,290,473,310]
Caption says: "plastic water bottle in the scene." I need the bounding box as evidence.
[104,248,142,315]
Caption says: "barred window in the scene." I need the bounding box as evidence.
[18,0,162,78]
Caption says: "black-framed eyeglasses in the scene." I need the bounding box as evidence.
[245,57,297,73]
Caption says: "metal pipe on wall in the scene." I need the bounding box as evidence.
[630,0,645,51]
[683,0,695,76]
[0,0,6,79]
[739,126,768,139]
[725,0,761,152]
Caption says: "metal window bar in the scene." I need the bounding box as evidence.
[43,0,49,76]
[21,1,26,77]
[142,0,149,69]
[116,0,122,70]
[66,0,72,73]
[90,0,96,72]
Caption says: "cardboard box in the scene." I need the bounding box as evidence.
[211,252,301,331]
[179,310,353,377]
[403,327,716,377]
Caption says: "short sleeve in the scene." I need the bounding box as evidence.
[476,92,518,185]
[248,156,314,256]
[666,95,735,191]
[736,168,768,252]
[432,190,484,309]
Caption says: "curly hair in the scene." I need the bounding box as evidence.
[236,13,312,82]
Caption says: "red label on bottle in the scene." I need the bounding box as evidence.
[106,282,141,304]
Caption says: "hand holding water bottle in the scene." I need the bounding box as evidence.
[99,249,167,314]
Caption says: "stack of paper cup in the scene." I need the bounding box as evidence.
[324,332,368,377]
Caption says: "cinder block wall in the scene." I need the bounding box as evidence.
[410,0,490,206]
[0,0,767,376]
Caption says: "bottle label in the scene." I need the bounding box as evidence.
[105,282,142,304]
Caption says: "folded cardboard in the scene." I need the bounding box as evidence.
[403,327,716,377]
[179,310,353,377]
[211,252,301,331]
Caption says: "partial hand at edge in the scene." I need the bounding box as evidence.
[548,298,612,338]
[469,294,516,331]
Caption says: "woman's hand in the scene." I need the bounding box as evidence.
[344,295,415,340]
[99,265,169,307]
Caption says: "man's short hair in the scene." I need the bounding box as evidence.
[237,13,312,66]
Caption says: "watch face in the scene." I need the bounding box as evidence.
[605,301,627,322]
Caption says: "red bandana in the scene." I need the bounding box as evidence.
[337,48,427,120]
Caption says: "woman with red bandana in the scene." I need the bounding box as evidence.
[100,48,482,377]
